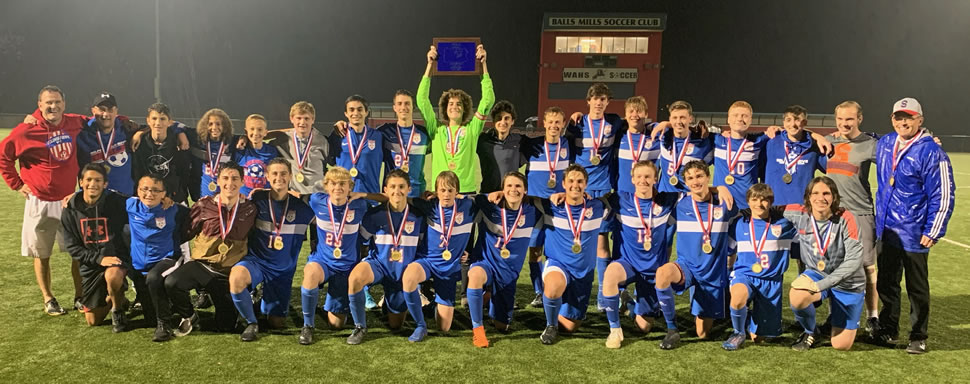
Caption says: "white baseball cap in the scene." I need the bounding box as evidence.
[892,97,922,116]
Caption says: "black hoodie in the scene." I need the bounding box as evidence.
[60,190,131,278]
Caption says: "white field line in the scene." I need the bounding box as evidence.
[940,237,970,249]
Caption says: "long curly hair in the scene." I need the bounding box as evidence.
[196,108,233,143]
[437,89,474,126]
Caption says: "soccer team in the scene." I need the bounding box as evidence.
[1,44,955,354]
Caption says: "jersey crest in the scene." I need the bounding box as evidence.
[155,217,166,229]
[771,224,782,237]
[404,220,415,234]
[46,130,73,162]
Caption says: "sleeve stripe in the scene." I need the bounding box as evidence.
[929,160,952,238]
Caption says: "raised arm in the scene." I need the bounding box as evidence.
[417,45,439,139]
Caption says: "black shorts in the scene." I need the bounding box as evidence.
[80,266,127,311]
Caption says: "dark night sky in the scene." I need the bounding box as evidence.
[1,0,967,137]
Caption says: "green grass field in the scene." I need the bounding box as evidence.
[0,128,967,383]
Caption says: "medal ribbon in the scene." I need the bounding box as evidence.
[494,203,525,249]
[396,124,415,165]
[586,115,606,159]
[268,195,291,240]
[292,130,314,171]
[810,215,833,257]
[327,198,348,248]
[207,141,227,177]
[386,204,410,249]
[749,219,770,259]
[565,200,588,245]
[691,196,714,243]
[633,196,655,239]
[544,140,561,173]
[726,137,749,175]
[345,125,369,168]
[783,140,808,175]
[437,202,458,248]
[668,137,690,175]
[627,130,649,161]
[217,197,240,242]
[96,126,117,162]
[446,126,464,158]
[891,130,924,175]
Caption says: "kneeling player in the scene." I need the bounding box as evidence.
[722,184,795,350]
[229,158,313,341]
[785,177,865,351]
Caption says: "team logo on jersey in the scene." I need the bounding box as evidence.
[771,225,782,237]
[455,212,464,224]
[345,210,355,223]
[584,208,593,219]
[713,207,723,220]
[603,124,612,136]
[560,147,568,159]
[46,130,74,162]
[518,215,526,227]
[286,210,296,222]
[147,155,173,177]
[653,204,663,215]
[404,221,415,234]
[367,140,376,150]
[155,217,166,229]
[412,134,421,144]
[686,144,695,154]
[95,142,129,168]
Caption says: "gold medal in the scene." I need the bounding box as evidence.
[724,175,735,185]
[333,248,342,259]
[590,154,601,165]
[401,163,409,173]
[572,242,582,254]
[442,249,452,261]
[295,172,305,183]
[889,176,895,186]
[669,176,679,186]
[218,243,230,254]
[816,260,826,271]
[782,173,793,184]
[751,263,763,274]
[448,161,457,170]
[702,242,713,254]
[547,177,557,189]
[500,248,511,259]
[273,236,284,250]
[208,182,217,192]
[643,239,652,252]
[390,249,403,262]
[349,167,359,177]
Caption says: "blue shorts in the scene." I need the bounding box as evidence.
[730,272,783,337]
[471,261,518,325]
[542,259,594,321]
[614,259,661,318]
[529,228,546,248]
[805,270,864,330]
[365,259,406,314]
[236,260,295,318]
[306,261,351,315]
[673,260,726,319]
[414,258,461,307]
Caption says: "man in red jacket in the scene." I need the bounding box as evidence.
[0,85,85,315]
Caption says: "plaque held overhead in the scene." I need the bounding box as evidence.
[431,37,482,76]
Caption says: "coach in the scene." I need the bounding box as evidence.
[873,98,954,354]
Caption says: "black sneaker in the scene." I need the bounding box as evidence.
[73,297,84,311]
[299,326,314,345]
[791,331,818,351]
[817,320,832,336]
[44,298,66,316]
[865,317,880,335]
[174,312,199,337]
[240,323,259,342]
[111,309,129,333]
[540,325,559,345]
[906,340,927,354]
[660,329,681,350]
[193,292,213,309]
[529,293,543,308]
[152,321,173,342]
[346,326,367,345]
[870,329,897,347]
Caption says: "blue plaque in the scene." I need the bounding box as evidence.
[432,37,482,76]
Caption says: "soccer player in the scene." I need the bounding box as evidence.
[300,167,371,345]
[192,108,238,198]
[601,160,678,349]
[264,101,333,195]
[127,174,190,342]
[75,92,139,195]
[655,101,715,193]
[764,105,827,204]
[873,98,954,354]
[721,184,796,350]
[785,176,865,351]
[1,85,85,315]
[131,103,192,204]
[402,171,476,341]
[60,164,132,331]
[229,158,314,341]
[234,114,279,198]
[417,43,494,194]
[382,90,430,197]
[536,164,611,344]
[655,160,738,350]
[329,95,384,194]
[712,101,770,210]
[167,163,258,336]
[467,171,541,347]
[521,107,572,306]
[478,100,526,194]
[346,169,427,345]
[616,96,661,195]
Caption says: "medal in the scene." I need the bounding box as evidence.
[889,176,895,186]
[751,263,763,273]
[643,239,652,252]
[724,137,748,186]
[572,242,582,254]
[590,154,601,165]
[817,260,826,270]
[401,162,409,173]
[396,124,416,172]
[333,248,342,258]
[206,140,227,185]
[749,218,770,274]
[345,125,369,178]
[437,201,458,260]
[349,167,359,177]
[295,172,305,183]
[565,199,588,255]
[442,249,452,261]
[390,249,403,261]
[724,174,735,185]
[268,194,290,252]
[96,126,117,165]
[692,196,715,255]
[782,140,806,185]
[494,201,525,258]
[273,236,284,250]
[448,161,457,170]
[633,195,655,253]
[292,130,314,180]
[586,115,607,167]
[208,182,217,192]
[544,140,562,188]
[327,197,349,257]
[889,130,923,189]
[669,176,679,186]
[500,248,511,259]
[217,195,240,255]
[446,125,464,170]
[386,204,410,263]
[810,214,833,260]
[666,136,690,185]
[547,177,557,189]
[218,243,230,254]
[782,173,793,184]
[702,242,713,254]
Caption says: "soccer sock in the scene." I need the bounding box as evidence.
[792,304,817,334]
[604,293,621,329]
[730,306,748,334]
[404,289,426,329]
[868,310,879,319]
[529,262,543,294]
[230,290,257,325]
[301,287,320,328]
[596,257,609,301]
[349,291,367,328]
[468,288,485,328]
[657,286,678,330]
[542,294,562,327]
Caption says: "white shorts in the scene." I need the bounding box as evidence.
[22,195,66,258]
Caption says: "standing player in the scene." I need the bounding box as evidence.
[764,105,827,204]
[785,177,866,351]
[655,101,714,193]
[722,184,796,350]
[466,172,540,347]
[712,101,769,210]
[873,98,954,354]
[655,160,738,350]
[234,114,279,198]
[193,108,238,198]
[229,158,314,341]
[345,169,427,345]
[615,96,661,195]
[601,160,678,349]
[382,90,429,197]
[478,100,526,193]
[75,92,139,195]
[265,101,333,195]
[330,95,383,194]
[131,103,192,204]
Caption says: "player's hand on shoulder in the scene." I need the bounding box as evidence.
[487,191,504,204]
[61,192,74,208]
[650,121,669,141]
[569,112,583,125]
[765,125,782,139]
[715,186,734,210]
[333,120,349,137]
[177,132,190,151]
[694,120,711,139]
[549,192,566,205]
[23,114,38,125]
[161,196,175,209]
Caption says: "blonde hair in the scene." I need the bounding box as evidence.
[196,108,233,143]
[729,100,753,113]
[625,96,648,112]
[289,101,316,118]
[435,171,460,192]
[324,166,353,185]
[668,100,693,115]
[246,114,267,124]
[835,100,863,117]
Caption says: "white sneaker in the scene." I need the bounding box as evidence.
[606,328,624,349]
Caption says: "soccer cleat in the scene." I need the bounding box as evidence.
[73,297,84,311]
[660,329,681,350]
[817,320,832,336]
[605,328,624,349]
[540,325,559,345]
[347,326,367,345]
[865,317,880,335]
[906,340,927,354]
[364,290,378,310]
[44,298,66,316]
[419,292,431,307]
[869,328,897,347]
[472,326,489,348]
[240,323,259,342]
[791,331,818,351]
[111,309,129,333]
[529,293,543,308]
[174,312,199,337]
[408,326,428,343]
[299,326,314,345]
[152,320,174,342]
[193,292,213,309]
[722,331,746,351]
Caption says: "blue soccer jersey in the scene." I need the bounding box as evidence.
[333,125,384,193]
[198,139,236,198]
[78,118,135,195]
[472,195,541,286]
[523,136,572,198]
[764,134,827,205]
[616,125,661,194]
[414,197,477,276]
[728,213,796,281]
[567,113,624,193]
[247,190,314,275]
[359,202,426,280]
[235,143,279,198]
[609,191,678,274]
[713,133,769,209]
[379,123,429,197]
[126,197,185,272]
[538,197,611,276]
[674,192,739,286]
[657,133,714,193]
[309,193,369,273]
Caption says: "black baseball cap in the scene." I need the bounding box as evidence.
[92,92,117,108]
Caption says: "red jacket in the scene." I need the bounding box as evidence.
[0,109,83,201]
